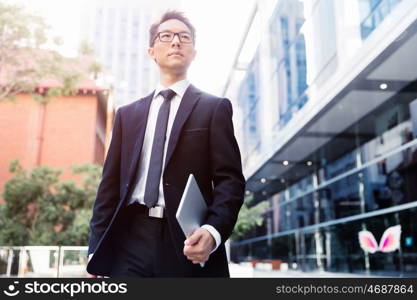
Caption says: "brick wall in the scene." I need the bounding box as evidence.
[0,93,106,202]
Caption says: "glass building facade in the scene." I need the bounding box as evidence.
[230,0,417,276]
[239,54,261,164]
[269,0,308,127]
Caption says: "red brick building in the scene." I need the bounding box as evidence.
[0,81,114,202]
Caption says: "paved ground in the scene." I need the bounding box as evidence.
[2,263,411,277]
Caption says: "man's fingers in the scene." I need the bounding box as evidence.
[185,230,203,246]
[191,257,207,264]
[187,255,202,261]
[183,242,199,256]
[86,272,104,278]
[183,229,213,262]
[184,244,203,254]
[187,254,208,262]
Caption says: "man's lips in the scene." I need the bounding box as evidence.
[168,52,183,56]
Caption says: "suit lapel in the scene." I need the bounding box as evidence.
[164,84,201,171]
[126,91,154,189]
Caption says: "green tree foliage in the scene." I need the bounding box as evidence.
[0,159,102,246]
[0,2,102,103]
[230,194,269,241]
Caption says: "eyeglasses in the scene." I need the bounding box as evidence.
[154,31,193,44]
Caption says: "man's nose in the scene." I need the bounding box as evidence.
[171,34,181,45]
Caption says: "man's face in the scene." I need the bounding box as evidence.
[148,19,196,74]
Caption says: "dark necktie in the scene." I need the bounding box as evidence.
[143,89,177,208]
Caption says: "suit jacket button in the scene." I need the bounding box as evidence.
[164,182,170,186]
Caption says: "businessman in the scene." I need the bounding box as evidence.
[86,10,245,277]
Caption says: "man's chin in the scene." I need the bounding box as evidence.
[163,63,188,73]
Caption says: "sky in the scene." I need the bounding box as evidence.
[11,0,258,96]
[180,0,257,94]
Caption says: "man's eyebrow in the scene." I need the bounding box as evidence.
[160,30,191,34]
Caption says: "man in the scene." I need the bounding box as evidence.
[86,10,245,277]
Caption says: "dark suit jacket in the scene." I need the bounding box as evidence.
[86,84,245,277]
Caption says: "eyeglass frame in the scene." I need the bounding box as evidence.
[152,31,194,44]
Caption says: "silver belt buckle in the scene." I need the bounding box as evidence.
[149,206,164,218]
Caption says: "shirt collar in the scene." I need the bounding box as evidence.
[154,79,190,100]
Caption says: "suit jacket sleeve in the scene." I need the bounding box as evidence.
[205,98,245,244]
[87,108,122,256]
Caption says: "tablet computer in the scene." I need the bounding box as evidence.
[176,173,208,237]
[176,174,208,267]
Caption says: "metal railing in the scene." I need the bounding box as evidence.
[0,246,88,278]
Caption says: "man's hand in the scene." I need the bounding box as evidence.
[87,272,104,278]
[86,253,104,278]
[183,227,215,264]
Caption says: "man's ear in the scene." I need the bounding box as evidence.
[147,47,154,58]
[147,47,157,63]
